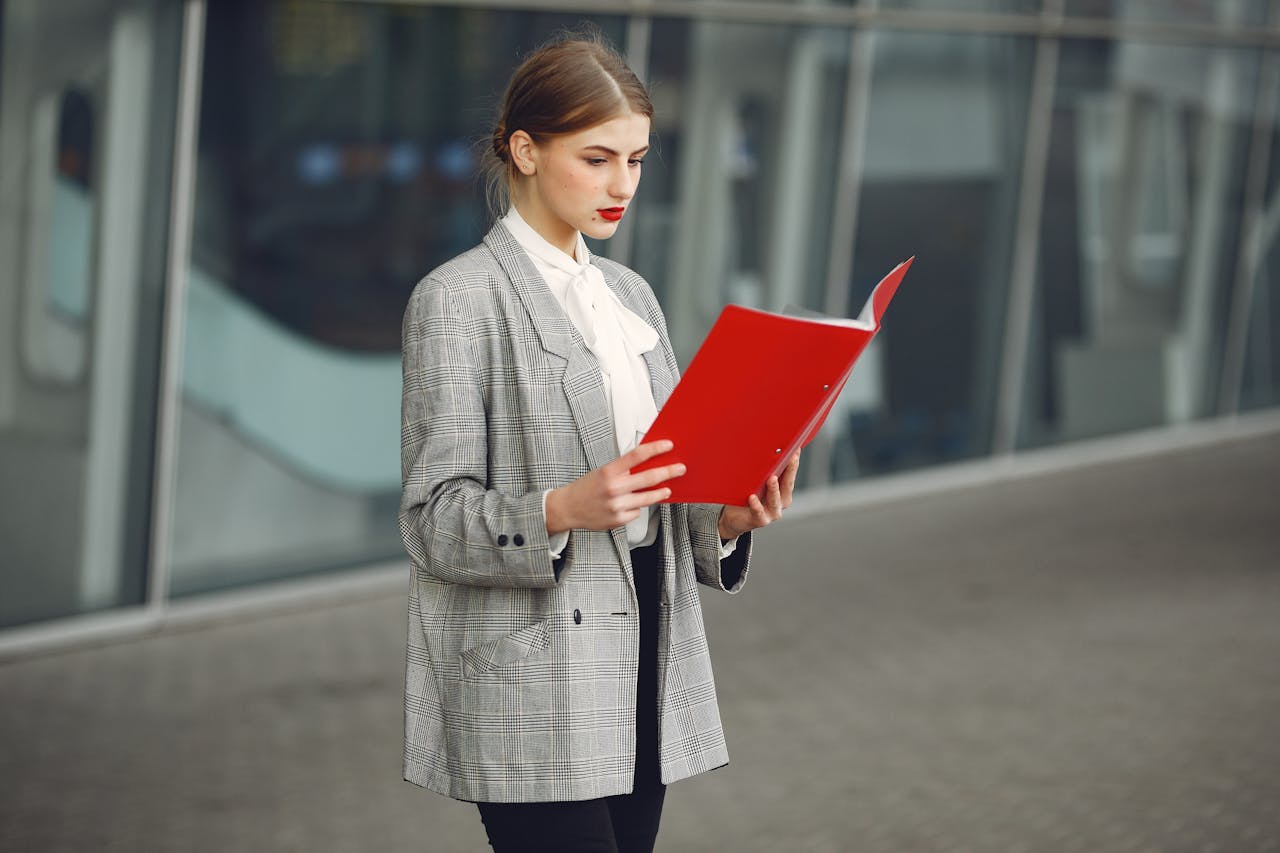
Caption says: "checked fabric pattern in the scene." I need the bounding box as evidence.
[399,222,754,803]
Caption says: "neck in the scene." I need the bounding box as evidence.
[511,197,578,260]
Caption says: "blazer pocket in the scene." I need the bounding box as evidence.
[458,619,552,678]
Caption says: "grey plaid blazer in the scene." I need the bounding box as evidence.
[400,222,753,803]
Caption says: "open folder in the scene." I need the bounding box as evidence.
[635,257,913,506]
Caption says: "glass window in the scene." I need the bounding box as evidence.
[634,19,854,361]
[1237,86,1280,412]
[1239,237,1280,412]
[878,0,1043,13]
[834,30,1037,478]
[1064,0,1271,28]
[172,1,627,595]
[22,88,97,385]
[0,0,181,628]
[1021,38,1260,445]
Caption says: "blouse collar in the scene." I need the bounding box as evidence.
[501,206,591,278]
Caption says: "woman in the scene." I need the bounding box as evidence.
[399,32,798,853]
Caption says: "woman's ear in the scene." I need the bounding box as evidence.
[509,130,537,176]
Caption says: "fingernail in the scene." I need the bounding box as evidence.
[676,464,687,475]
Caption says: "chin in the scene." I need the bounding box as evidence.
[581,219,622,242]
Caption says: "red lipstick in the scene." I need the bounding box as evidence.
[597,207,625,222]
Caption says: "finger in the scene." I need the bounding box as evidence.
[766,476,783,516]
[627,462,687,491]
[619,439,675,469]
[780,456,799,506]
[781,453,800,492]
[614,507,643,525]
[747,493,771,526]
[620,486,672,511]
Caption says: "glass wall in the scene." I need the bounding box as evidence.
[880,0,1042,12]
[170,1,627,595]
[1021,39,1262,446]
[1063,0,1271,28]
[636,20,853,357]
[1243,231,1280,411]
[837,31,1036,478]
[3,0,1279,636]
[1239,82,1280,412]
[0,0,183,628]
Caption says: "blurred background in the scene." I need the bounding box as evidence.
[3,0,1278,633]
[0,1,1278,850]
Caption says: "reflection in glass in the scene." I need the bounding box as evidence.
[1023,39,1258,445]
[1239,240,1280,411]
[879,0,1043,13]
[0,73,98,627]
[0,0,178,628]
[47,90,96,325]
[21,88,97,386]
[174,2,627,594]
[637,20,851,363]
[1238,115,1280,411]
[836,31,1035,478]
[1064,0,1269,27]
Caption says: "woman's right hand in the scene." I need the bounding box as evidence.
[545,440,685,535]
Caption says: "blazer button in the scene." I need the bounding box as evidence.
[573,609,582,625]
[513,533,525,546]
[497,534,508,546]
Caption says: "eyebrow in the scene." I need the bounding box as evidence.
[581,144,650,157]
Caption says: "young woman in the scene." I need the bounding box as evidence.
[399,33,798,853]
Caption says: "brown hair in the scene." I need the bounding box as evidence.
[484,30,654,218]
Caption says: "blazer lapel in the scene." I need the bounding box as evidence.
[484,222,574,361]
[641,348,676,410]
[484,224,620,472]
[484,224,634,574]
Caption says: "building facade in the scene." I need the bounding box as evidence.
[2,0,1278,644]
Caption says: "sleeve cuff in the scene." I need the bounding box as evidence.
[543,489,569,558]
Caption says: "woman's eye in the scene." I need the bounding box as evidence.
[629,159,645,167]
[585,158,607,166]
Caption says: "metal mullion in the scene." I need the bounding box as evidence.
[801,0,878,490]
[609,5,653,269]
[1218,0,1280,415]
[991,0,1064,456]
[820,14,875,321]
[146,0,207,611]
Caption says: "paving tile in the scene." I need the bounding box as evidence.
[1,434,1278,852]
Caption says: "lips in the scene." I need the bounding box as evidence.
[597,207,625,222]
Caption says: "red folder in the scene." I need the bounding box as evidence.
[636,257,913,506]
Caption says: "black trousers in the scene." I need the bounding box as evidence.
[477,536,666,853]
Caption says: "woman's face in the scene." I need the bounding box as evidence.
[512,111,651,257]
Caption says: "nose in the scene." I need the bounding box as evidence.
[608,161,636,201]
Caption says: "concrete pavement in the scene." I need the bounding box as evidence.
[2,433,1278,852]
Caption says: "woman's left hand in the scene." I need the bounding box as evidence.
[717,451,800,540]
